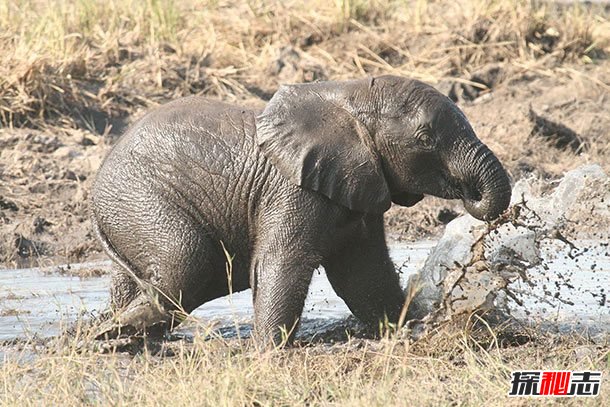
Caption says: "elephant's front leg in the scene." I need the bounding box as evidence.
[324,215,406,330]
[250,242,318,348]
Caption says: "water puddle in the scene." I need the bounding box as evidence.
[0,235,608,344]
[0,242,436,342]
[0,261,111,342]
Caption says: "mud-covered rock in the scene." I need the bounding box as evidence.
[406,215,484,320]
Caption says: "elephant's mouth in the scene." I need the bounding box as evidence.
[391,192,424,207]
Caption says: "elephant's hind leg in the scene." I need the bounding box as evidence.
[95,203,228,338]
[96,262,185,339]
[109,264,139,310]
[96,290,174,339]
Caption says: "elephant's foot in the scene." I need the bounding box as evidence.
[95,295,178,340]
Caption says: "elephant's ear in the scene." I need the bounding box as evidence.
[255,81,391,213]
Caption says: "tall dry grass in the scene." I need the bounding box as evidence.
[0,0,607,131]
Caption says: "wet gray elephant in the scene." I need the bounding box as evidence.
[90,75,511,346]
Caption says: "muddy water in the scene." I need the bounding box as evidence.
[0,242,434,341]
[0,240,608,341]
[0,261,110,341]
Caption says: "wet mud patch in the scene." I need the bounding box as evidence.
[445,63,509,103]
[54,317,371,357]
[0,243,435,352]
[0,128,107,267]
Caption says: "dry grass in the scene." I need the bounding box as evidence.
[0,318,608,405]
[0,0,608,130]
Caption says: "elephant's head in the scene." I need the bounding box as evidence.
[256,75,511,221]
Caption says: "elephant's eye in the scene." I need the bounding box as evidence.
[415,127,435,149]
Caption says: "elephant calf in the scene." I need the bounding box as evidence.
[91,75,511,346]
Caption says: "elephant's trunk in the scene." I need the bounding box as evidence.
[459,142,511,221]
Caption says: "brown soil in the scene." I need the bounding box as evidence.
[0,1,608,268]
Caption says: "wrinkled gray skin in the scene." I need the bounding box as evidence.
[90,75,511,347]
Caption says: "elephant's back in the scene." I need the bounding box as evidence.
[96,96,260,188]
[111,96,258,163]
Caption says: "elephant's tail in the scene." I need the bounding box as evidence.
[91,212,151,295]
